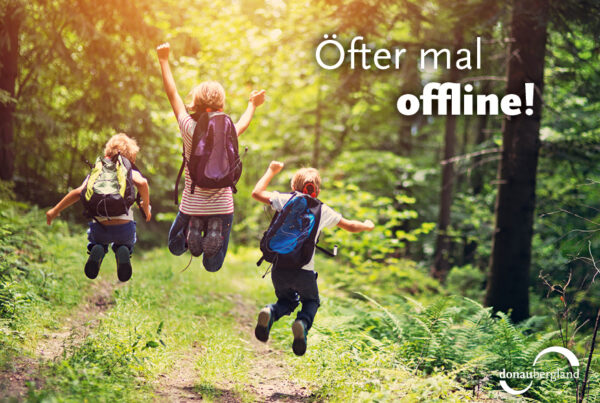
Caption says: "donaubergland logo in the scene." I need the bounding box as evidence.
[499,346,579,395]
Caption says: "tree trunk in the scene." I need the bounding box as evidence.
[432,33,462,282]
[312,80,322,168]
[485,0,549,322]
[471,80,492,195]
[0,1,21,181]
[397,43,421,155]
[432,112,458,281]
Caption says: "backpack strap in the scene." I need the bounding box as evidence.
[173,152,186,204]
[186,113,210,198]
[315,244,337,257]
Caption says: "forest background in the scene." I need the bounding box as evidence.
[1,0,600,401]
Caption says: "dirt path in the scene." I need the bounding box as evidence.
[0,280,116,400]
[154,294,311,403]
[155,347,204,402]
[232,295,312,402]
[2,287,311,403]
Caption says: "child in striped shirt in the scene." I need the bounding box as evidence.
[157,42,265,272]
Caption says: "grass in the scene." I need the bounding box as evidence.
[1,199,598,402]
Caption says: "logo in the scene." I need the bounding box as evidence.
[499,346,579,395]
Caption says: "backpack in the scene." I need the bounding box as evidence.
[80,154,137,219]
[257,192,323,269]
[174,111,242,204]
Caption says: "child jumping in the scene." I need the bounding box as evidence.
[251,161,374,355]
[156,42,265,272]
[46,133,151,282]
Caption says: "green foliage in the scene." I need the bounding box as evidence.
[446,264,486,300]
[325,179,433,264]
[0,198,80,321]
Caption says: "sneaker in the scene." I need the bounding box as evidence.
[255,307,274,342]
[203,217,223,257]
[115,245,132,282]
[187,217,204,257]
[292,319,308,356]
[84,244,105,279]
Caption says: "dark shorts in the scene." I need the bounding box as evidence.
[87,221,136,254]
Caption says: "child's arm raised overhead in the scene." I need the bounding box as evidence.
[156,42,187,119]
[337,218,375,233]
[46,184,85,225]
[251,160,283,204]
[235,89,266,136]
[132,171,152,222]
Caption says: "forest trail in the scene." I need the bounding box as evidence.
[155,347,204,402]
[230,295,311,402]
[0,280,116,400]
[36,279,116,360]
[0,246,319,402]
[155,295,311,402]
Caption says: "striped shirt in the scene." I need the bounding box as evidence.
[177,112,234,216]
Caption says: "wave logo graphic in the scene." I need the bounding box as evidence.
[499,346,579,395]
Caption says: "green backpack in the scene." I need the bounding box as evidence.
[80,154,137,219]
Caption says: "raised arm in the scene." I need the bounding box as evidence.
[235,89,266,136]
[156,42,187,119]
[337,218,375,233]
[132,171,151,222]
[251,160,283,204]
[46,183,85,225]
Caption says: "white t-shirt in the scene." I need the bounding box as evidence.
[270,191,342,271]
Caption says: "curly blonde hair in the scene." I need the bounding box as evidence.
[104,133,139,163]
[291,167,321,194]
[187,81,226,115]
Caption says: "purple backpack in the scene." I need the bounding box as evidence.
[174,111,242,204]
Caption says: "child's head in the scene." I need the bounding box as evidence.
[291,167,321,197]
[104,133,139,163]
[188,81,226,114]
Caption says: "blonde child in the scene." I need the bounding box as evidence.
[156,42,265,272]
[46,133,151,282]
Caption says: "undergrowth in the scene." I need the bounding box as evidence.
[1,194,598,402]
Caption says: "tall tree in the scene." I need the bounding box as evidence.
[0,0,22,180]
[485,0,549,322]
[432,32,462,281]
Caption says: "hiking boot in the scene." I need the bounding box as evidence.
[85,244,105,279]
[255,307,274,342]
[292,319,308,356]
[115,245,132,282]
[203,217,223,258]
[187,217,204,257]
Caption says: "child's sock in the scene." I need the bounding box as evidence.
[292,319,308,356]
[115,245,132,282]
[85,244,105,279]
[254,306,274,342]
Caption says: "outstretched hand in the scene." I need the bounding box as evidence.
[140,201,152,222]
[156,42,170,61]
[46,209,58,225]
[269,160,284,174]
[364,220,375,231]
[249,89,266,107]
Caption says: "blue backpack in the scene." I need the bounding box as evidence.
[257,192,323,269]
